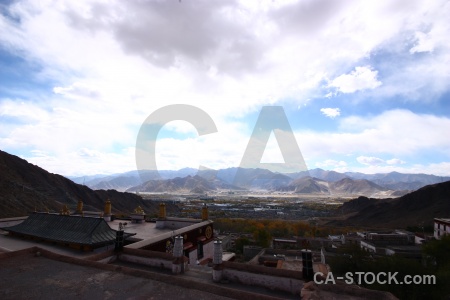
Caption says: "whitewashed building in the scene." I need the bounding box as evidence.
[434,218,450,239]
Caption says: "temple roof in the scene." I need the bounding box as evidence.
[3,213,134,247]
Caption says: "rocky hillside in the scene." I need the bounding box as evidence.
[330,178,387,196]
[0,150,177,218]
[276,177,393,197]
[278,177,330,194]
[330,180,450,227]
[213,167,292,189]
[127,174,240,193]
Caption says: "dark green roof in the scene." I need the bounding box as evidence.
[3,213,133,247]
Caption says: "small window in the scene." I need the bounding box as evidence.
[197,241,204,259]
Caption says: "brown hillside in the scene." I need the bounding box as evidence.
[329,180,450,228]
[0,150,177,218]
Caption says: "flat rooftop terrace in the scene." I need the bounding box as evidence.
[107,219,173,240]
[0,248,297,300]
[0,252,234,300]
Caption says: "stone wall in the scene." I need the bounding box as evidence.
[119,253,173,270]
[223,261,302,279]
[84,249,115,261]
[119,248,174,270]
[223,268,302,295]
[220,260,303,294]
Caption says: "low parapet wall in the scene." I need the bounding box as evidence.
[223,261,302,279]
[0,246,37,258]
[223,268,302,295]
[222,261,303,294]
[122,247,174,260]
[84,249,116,261]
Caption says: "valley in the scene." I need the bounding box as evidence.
[138,191,348,221]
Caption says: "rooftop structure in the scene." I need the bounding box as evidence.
[1,201,216,266]
[2,213,135,251]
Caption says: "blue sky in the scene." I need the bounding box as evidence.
[1,0,450,176]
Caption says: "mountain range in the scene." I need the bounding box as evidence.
[69,167,450,197]
[1,149,449,228]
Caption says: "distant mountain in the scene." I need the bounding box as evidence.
[126,174,240,194]
[91,176,142,191]
[72,168,199,192]
[81,167,295,192]
[276,176,394,197]
[213,167,292,189]
[344,171,450,190]
[69,173,109,185]
[330,180,450,228]
[128,172,395,197]
[278,177,330,194]
[290,168,349,182]
[69,166,449,196]
[0,150,177,218]
[330,178,387,196]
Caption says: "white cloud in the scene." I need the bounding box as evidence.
[329,66,382,94]
[357,156,385,166]
[25,148,136,176]
[0,100,49,122]
[53,82,99,98]
[78,148,103,158]
[298,109,450,159]
[1,0,450,176]
[410,31,435,54]
[386,158,406,165]
[320,108,340,118]
[30,150,49,157]
[2,0,443,120]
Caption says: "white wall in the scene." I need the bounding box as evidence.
[360,241,376,253]
[187,240,214,264]
[434,220,450,240]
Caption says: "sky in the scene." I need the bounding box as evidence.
[1,0,450,177]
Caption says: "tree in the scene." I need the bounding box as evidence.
[234,237,250,254]
[423,235,450,269]
[253,228,271,248]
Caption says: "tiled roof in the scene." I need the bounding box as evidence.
[3,213,133,246]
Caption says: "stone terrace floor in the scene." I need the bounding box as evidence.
[0,255,234,300]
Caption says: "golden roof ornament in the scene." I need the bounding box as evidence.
[61,204,70,215]
[134,206,145,214]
